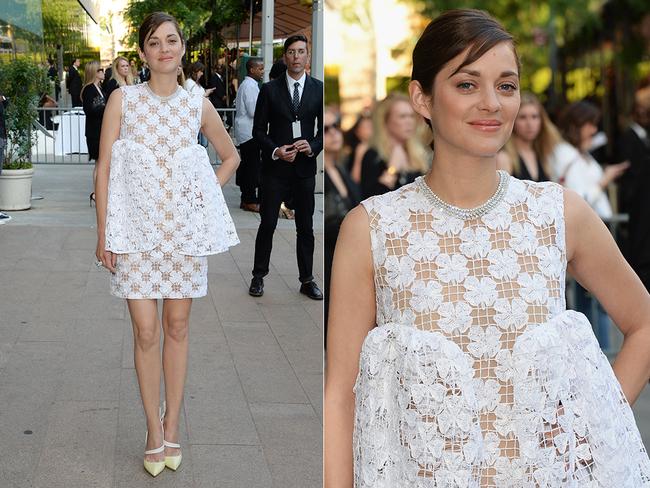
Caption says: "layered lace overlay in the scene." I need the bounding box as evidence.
[107,83,238,299]
[353,177,650,487]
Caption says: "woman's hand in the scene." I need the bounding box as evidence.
[96,236,116,273]
[205,87,215,97]
[600,161,630,188]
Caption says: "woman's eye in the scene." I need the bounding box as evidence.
[169,39,177,43]
[500,83,518,92]
[457,82,474,90]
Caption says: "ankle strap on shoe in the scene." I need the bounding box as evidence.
[145,444,165,455]
[164,440,181,449]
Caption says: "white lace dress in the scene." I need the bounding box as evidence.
[354,173,650,487]
[106,83,238,299]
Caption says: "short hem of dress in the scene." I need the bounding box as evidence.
[110,292,208,299]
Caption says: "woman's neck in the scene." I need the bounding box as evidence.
[425,144,499,209]
[324,154,338,170]
[147,73,179,97]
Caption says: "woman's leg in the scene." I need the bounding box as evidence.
[161,298,192,456]
[127,299,164,462]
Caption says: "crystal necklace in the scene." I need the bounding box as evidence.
[416,170,510,220]
[144,82,181,102]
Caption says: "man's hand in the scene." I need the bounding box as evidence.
[276,144,298,162]
[293,139,312,155]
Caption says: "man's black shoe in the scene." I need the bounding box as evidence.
[300,281,323,300]
[249,277,264,297]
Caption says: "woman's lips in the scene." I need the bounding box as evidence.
[468,121,502,132]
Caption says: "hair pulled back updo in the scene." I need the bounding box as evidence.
[411,9,520,97]
[138,12,185,51]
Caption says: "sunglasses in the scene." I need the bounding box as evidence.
[324,122,340,133]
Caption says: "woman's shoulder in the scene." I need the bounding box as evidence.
[361,177,420,212]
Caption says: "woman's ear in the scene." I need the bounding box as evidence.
[137,47,146,66]
[409,80,433,124]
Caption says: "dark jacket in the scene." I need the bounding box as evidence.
[207,72,227,109]
[67,66,82,106]
[81,83,105,139]
[0,94,7,139]
[252,74,323,178]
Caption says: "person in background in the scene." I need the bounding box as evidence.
[104,56,134,101]
[249,35,323,300]
[207,63,227,111]
[81,61,106,206]
[183,62,215,147]
[497,92,562,181]
[343,110,373,183]
[234,57,264,212]
[359,92,429,198]
[551,100,630,349]
[47,58,60,101]
[619,85,650,292]
[38,92,58,130]
[0,91,8,223]
[67,58,82,107]
[324,107,361,347]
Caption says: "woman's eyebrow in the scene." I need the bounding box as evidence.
[450,68,518,78]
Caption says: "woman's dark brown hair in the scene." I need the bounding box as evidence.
[138,12,184,51]
[185,61,205,82]
[411,9,520,98]
[557,101,600,150]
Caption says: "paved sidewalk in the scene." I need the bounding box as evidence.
[0,165,323,488]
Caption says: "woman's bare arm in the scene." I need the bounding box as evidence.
[200,97,240,185]
[95,89,122,272]
[324,205,377,488]
[565,189,650,405]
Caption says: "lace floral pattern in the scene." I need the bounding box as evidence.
[354,177,650,487]
[107,83,238,299]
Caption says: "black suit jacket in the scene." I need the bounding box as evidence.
[618,125,650,283]
[67,66,82,106]
[253,74,323,178]
[208,73,227,109]
[81,84,105,140]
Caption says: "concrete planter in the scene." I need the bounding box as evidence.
[0,168,34,210]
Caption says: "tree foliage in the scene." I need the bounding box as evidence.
[0,58,49,168]
[122,0,251,52]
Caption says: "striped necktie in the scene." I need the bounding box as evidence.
[292,82,300,116]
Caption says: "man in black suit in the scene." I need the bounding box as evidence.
[66,58,82,107]
[619,86,650,291]
[249,35,323,300]
[208,64,227,110]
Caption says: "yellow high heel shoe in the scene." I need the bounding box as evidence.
[160,401,182,471]
[143,429,165,477]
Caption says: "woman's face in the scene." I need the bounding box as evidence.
[118,60,130,77]
[514,103,542,143]
[140,21,185,75]
[385,100,416,144]
[196,70,204,81]
[96,68,105,82]
[418,42,520,158]
[324,111,343,153]
[355,117,373,143]
[580,122,598,151]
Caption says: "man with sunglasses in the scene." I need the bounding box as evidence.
[249,35,323,300]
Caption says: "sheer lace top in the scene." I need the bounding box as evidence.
[362,175,566,334]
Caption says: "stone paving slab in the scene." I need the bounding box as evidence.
[0,164,324,487]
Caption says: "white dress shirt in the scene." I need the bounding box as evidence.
[285,71,306,108]
[550,141,612,219]
[234,75,260,145]
[271,72,308,160]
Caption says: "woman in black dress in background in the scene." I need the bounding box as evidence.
[324,108,361,347]
[103,56,134,101]
[359,92,429,198]
[497,92,560,181]
[81,61,106,205]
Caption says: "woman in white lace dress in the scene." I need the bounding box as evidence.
[325,9,650,487]
[94,12,239,477]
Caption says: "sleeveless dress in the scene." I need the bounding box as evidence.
[107,83,238,299]
[354,173,650,487]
